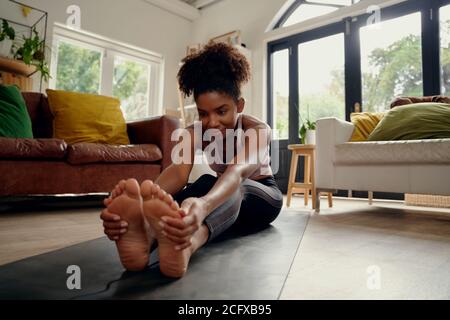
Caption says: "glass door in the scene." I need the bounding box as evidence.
[269,45,292,191]
[268,23,345,192]
[440,3,450,95]
[360,12,423,112]
[298,33,346,124]
[272,49,290,140]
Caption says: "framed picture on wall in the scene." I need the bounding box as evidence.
[209,30,241,46]
[186,44,201,56]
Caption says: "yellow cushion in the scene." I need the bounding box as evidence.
[46,89,130,145]
[350,112,385,141]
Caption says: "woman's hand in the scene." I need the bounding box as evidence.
[100,208,128,241]
[160,197,208,250]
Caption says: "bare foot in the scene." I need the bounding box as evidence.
[141,180,193,278]
[106,178,150,271]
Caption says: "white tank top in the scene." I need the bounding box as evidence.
[204,114,273,179]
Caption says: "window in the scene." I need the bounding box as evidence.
[360,13,423,112]
[50,23,163,121]
[283,4,338,27]
[440,4,450,95]
[113,55,151,121]
[279,0,362,28]
[54,39,102,94]
[271,49,289,140]
[298,33,345,124]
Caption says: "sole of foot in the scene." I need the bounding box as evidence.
[107,178,150,271]
[141,180,192,278]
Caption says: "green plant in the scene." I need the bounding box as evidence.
[13,27,50,81]
[299,104,316,144]
[299,119,316,144]
[0,19,15,41]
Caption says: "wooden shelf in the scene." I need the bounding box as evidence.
[0,56,36,77]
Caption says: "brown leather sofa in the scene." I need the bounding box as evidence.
[0,92,180,196]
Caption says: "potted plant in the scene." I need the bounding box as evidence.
[299,104,316,144]
[13,27,50,81]
[0,19,16,57]
[299,119,316,144]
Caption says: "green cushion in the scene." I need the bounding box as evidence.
[368,103,450,141]
[0,84,33,138]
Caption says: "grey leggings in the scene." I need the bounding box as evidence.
[173,174,283,242]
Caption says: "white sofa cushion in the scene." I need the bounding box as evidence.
[335,138,450,165]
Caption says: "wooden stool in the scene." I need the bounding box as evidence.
[287,144,333,209]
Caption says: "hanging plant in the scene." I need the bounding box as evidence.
[0,19,15,41]
[13,27,50,81]
[0,19,16,57]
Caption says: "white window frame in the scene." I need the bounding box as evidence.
[50,22,164,118]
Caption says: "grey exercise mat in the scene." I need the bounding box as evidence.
[0,210,309,300]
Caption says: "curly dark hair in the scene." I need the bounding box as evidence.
[177,42,250,102]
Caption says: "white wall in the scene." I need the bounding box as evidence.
[191,0,408,122]
[1,0,193,111]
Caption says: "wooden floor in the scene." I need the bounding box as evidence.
[1,195,449,299]
[0,208,103,266]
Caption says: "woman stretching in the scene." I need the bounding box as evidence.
[100,42,283,278]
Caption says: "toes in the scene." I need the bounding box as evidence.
[145,182,179,210]
[124,178,140,198]
[116,184,124,196]
[164,193,179,210]
[154,185,166,200]
[140,180,154,199]
[112,180,126,197]
[150,184,159,198]
[111,182,122,198]
[170,200,180,211]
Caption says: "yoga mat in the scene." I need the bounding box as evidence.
[0,210,309,300]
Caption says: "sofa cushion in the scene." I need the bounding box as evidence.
[0,85,33,138]
[46,89,130,145]
[0,137,67,159]
[350,112,385,141]
[390,95,450,108]
[335,138,450,165]
[67,143,162,165]
[368,103,450,141]
[21,92,54,138]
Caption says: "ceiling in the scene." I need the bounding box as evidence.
[179,0,223,10]
[180,0,198,5]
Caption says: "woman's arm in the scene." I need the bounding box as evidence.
[154,127,196,195]
[155,163,192,196]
